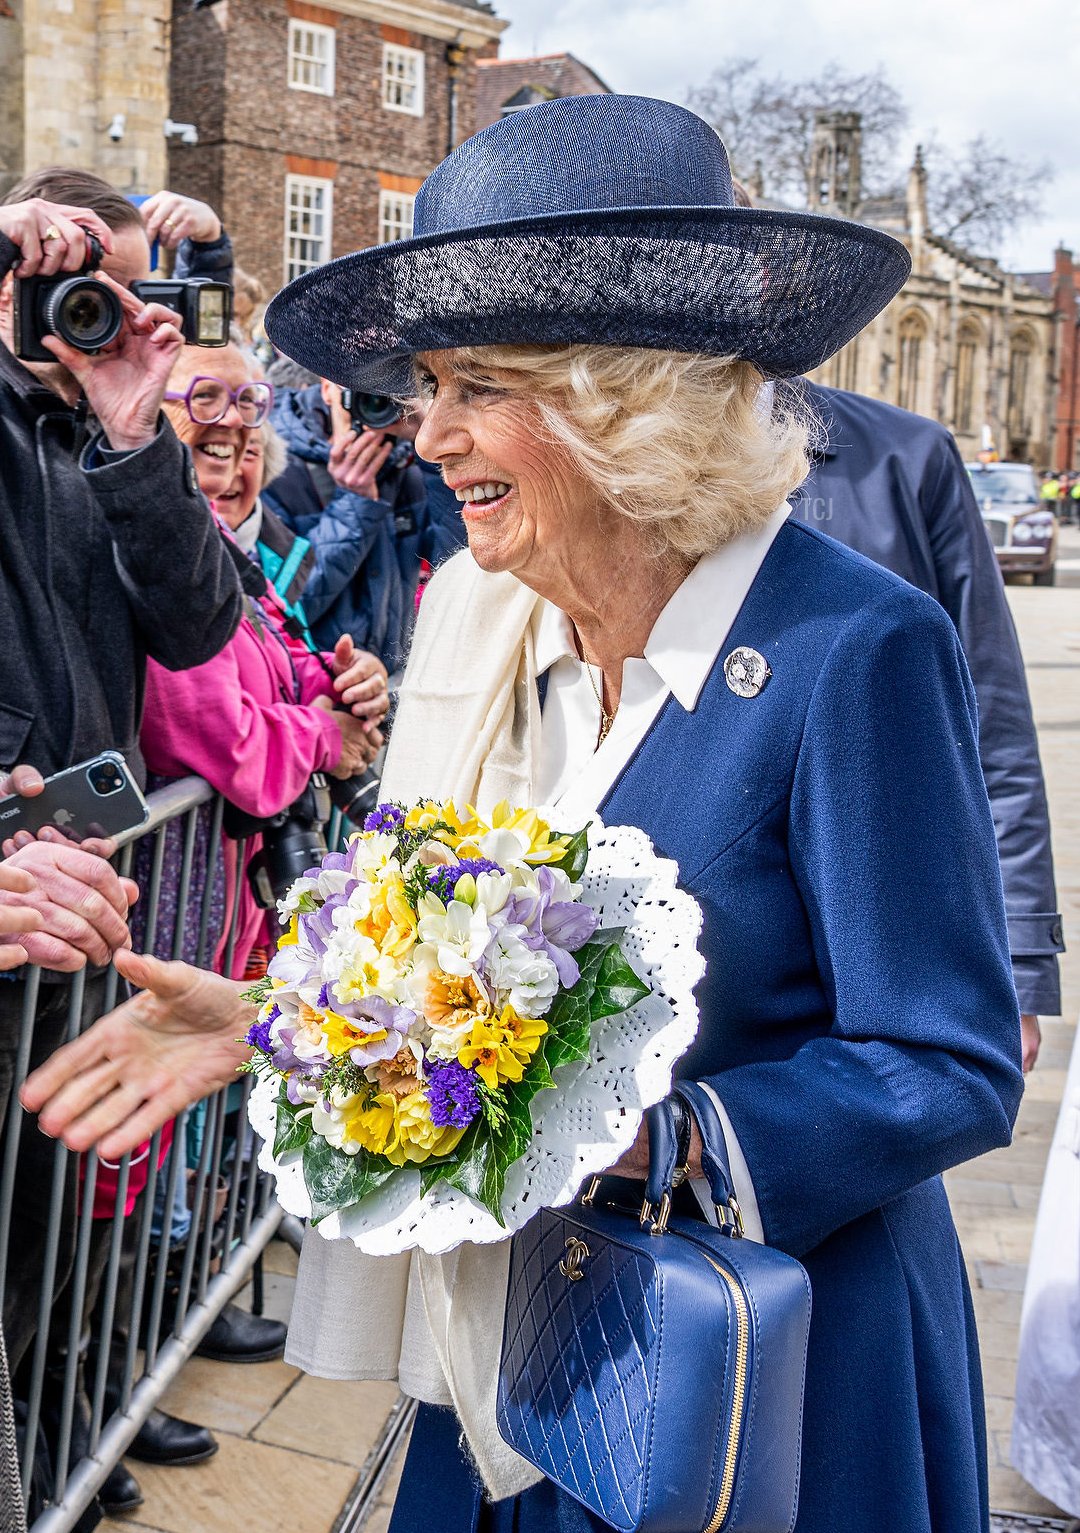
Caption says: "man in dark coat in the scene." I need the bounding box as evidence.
[792,380,1063,1065]
[264,381,465,674]
[0,167,241,1423]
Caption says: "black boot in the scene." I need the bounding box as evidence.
[125,1407,217,1466]
[194,1300,287,1364]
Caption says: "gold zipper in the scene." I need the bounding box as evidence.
[701,1254,749,1533]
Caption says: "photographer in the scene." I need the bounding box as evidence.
[264,375,465,674]
[0,166,241,1388]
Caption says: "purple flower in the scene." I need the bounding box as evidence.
[505,867,599,988]
[286,1070,323,1105]
[426,1060,482,1130]
[344,996,419,1066]
[302,850,351,879]
[363,803,406,833]
[299,892,347,959]
[427,858,505,903]
[245,1018,274,1053]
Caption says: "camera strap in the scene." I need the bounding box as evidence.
[71,396,90,461]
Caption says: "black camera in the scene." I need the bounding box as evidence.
[225,776,331,910]
[341,389,402,431]
[13,233,123,362]
[13,225,233,360]
[129,277,232,347]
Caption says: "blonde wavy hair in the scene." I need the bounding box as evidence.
[428,345,812,560]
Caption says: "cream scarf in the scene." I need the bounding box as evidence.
[286,550,547,1500]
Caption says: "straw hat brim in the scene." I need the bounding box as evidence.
[264,204,911,394]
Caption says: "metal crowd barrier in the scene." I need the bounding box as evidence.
[0,777,288,1531]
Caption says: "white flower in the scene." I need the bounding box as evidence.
[416,895,492,977]
[484,927,560,1018]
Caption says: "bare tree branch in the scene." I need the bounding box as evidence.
[922,134,1053,253]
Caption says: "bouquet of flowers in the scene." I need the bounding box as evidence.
[246,800,703,1254]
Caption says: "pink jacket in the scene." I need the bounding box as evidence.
[141,592,342,977]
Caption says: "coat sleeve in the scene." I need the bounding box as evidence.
[140,639,342,818]
[172,230,234,283]
[81,421,241,668]
[263,479,391,624]
[707,584,1024,1259]
[921,433,1063,1013]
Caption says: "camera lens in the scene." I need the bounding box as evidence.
[355,393,402,430]
[45,278,123,352]
[87,761,124,797]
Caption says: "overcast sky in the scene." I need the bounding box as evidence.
[492,0,1080,273]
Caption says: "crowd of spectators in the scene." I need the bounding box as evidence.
[0,164,462,1525]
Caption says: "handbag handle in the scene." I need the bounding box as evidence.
[671,1081,746,1238]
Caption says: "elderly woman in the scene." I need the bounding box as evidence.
[23,97,1022,1533]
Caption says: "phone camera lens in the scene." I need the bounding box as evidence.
[87,762,124,796]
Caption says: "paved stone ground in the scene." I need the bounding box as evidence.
[102,529,1080,1533]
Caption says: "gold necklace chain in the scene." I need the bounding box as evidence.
[584,659,614,747]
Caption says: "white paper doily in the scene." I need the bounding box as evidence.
[249,820,704,1254]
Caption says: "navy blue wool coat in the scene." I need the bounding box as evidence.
[389,520,1024,1533]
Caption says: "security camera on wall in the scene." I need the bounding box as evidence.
[108,113,125,143]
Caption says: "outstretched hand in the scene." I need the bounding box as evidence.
[20,949,255,1161]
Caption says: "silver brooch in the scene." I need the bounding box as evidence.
[724,647,772,698]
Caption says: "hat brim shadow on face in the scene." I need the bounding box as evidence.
[264,204,911,396]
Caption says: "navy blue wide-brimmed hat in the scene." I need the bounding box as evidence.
[264,94,911,393]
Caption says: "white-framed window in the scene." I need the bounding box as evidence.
[284,174,333,283]
[378,189,415,244]
[383,43,424,116]
[288,18,335,96]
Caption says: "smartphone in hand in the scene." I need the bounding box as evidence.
[0,752,149,844]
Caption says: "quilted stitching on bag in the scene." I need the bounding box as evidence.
[500,1212,660,1531]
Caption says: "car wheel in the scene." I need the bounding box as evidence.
[1033,563,1056,587]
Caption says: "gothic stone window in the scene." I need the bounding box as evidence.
[897,311,927,414]
[1007,329,1035,443]
[284,174,333,284]
[954,321,982,436]
[379,190,415,244]
[383,43,425,116]
[288,19,335,96]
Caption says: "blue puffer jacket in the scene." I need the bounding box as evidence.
[263,387,465,673]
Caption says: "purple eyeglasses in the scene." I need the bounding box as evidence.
[164,376,274,427]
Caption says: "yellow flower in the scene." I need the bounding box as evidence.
[404,799,474,847]
[279,915,301,946]
[321,1009,389,1059]
[497,1003,549,1071]
[488,802,570,865]
[342,1091,399,1158]
[456,1003,547,1091]
[356,872,417,960]
[390,1089,465,1165]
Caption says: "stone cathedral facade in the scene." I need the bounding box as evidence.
[804,112,1055,466]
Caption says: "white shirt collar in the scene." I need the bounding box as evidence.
[532,501,790,711]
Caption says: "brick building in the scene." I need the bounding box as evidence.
[474,52,611,132]
[167,0,506,302]
[1018,249,1080,471]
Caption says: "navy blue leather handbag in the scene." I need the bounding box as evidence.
[497,1081,812,1533]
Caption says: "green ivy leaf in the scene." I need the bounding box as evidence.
[302,1136,396,1225]
[274,1092,313,1159]
[590,945,651,1020]
[445,1135,504,1224]
[553,825,591,882]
